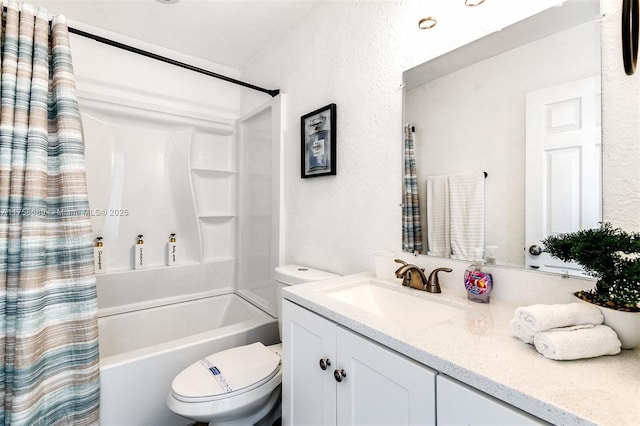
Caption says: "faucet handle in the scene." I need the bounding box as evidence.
[393,259,408,278]
[426,267,453,293]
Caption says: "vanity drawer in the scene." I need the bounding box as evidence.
[436,374,547,425]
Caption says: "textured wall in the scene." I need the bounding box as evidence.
[241,0,566,275]
[601,1,640,230]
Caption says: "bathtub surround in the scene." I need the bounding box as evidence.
[61,15,283,320]
[0,2,99,424]
[77,54,283,315]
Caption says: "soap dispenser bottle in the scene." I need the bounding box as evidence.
[464,248,493,303]
[134,234,145,270]
[166,233,177,266]
[94,237,107,275]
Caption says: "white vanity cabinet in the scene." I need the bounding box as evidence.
[282,300,437,426]
[437,375,547,426]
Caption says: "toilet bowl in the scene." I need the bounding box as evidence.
[167,265,339,425]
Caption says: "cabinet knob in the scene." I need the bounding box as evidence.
[333,369,347,382]
[319,358,331,371]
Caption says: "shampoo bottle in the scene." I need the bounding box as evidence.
[167,233,177,266]
[94,237,107,275]
[134,234,145,270]
[464,248,493,303]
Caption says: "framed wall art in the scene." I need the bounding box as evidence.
[301,103,336,178]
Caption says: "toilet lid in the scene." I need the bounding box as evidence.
[170,342,281,402]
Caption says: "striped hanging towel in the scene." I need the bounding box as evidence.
[402,124,423,253]
[449,172,485,260]
[426,175,450,257]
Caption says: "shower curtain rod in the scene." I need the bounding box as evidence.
[67,27,280,97]
[0,5,280,97]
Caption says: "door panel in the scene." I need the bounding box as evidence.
[437,375,545,425]
[525,76,601,276]
[282,301,337,426]
[336,327,436,426]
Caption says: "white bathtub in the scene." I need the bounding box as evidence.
[98,293,279,426]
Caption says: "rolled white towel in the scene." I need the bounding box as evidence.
[509,318,536,344]
[515,303,603,332]
[510,319,594,345]
[533,325,621,360]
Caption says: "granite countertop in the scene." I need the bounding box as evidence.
[283,272,640,426]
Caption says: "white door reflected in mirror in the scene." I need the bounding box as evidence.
[525,76,602,277]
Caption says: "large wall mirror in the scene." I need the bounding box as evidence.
[402,0,601,274]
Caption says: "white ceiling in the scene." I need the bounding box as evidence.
[30,0,323,69]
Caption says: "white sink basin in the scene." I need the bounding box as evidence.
[322,280,466,330]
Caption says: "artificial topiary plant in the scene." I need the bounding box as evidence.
[541,222,640,312]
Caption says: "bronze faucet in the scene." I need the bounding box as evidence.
[394,259,429,291]
[394,260,452,293]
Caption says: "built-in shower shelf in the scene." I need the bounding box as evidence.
[98,261,201,275]
[198,214,235,220]
[190,168,236,175]
[202,256,236,264]
[201,256,235,265]
[198,215,236,261]
[246,214,270,219]
[191,171,237,221]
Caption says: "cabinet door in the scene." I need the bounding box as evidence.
[437,375,546,425]
[336,327,437,426]
[282,301,337,426]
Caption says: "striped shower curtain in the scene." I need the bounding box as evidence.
[0,2,99,425]
[402,124,423,253]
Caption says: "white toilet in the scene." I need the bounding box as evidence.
[167,265,338,426]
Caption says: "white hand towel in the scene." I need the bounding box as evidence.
[426,176,450,256]
[510,319,594,345]
[448,173,484,260]
[515,303,603,332]
[533,325,621,360]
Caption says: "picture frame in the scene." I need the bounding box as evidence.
[301,103,336,178]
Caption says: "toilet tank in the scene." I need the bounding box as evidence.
[275,264,339,336]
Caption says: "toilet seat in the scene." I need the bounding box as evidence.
[170,342,281,403]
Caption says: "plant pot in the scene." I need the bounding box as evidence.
[576,295,640,349]
[598,305,640,349]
